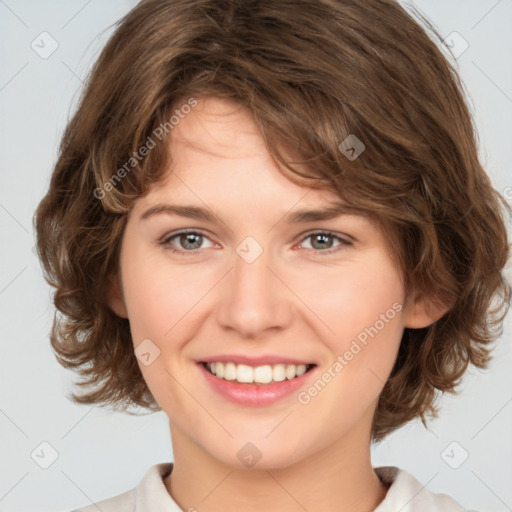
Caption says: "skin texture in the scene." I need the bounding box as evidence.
[108,96,446,512]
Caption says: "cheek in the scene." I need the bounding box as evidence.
[342,260,405,368]
[324,256,405,398]
[302,255,406,416]
[295,253,405,348]
[119,244,201,407]
[299,275,405,437]
[120,243,204,342]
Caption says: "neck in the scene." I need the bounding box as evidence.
[164,417,389,512]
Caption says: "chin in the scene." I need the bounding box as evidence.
[203,435,312,471]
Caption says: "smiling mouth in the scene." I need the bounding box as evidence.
[201,361,316,385]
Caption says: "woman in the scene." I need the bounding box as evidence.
[34,1,510,510]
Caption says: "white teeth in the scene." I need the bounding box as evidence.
[254,365,273,383]
[296,364,307,377]
[272,364,286,382]
[205,361,312,383]
[236,364,254,383]
[285,364,297,380]
[224,362,237,381]
[214,362,224,378]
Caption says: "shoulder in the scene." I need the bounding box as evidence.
[373,466,478,512]
[70,462,176,512]
[72,488,135,512]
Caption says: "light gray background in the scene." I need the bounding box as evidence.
[1,1,511,511]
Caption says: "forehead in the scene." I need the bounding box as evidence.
[133,96,349,217]
[168,96,272,160]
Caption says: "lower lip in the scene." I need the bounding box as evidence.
[198,363,316,406]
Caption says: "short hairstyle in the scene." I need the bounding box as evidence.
[34,0,511,442]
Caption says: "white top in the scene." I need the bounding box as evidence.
[71,462,475,511]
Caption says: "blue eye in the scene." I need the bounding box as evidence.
[160,230,352,256]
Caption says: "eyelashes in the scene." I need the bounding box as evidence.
[159,229,353,257]
[160,230,216,255]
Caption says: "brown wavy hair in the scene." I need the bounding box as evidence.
[34,0,511,442]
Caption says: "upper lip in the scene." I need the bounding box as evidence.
[199,354,316,367]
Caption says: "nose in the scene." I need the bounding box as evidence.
[215,242,294,339]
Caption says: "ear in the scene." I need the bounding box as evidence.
[106,273,129,319]
[403,288,450,329]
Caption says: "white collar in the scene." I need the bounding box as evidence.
[373,466,469,511]
[77,462,470,511]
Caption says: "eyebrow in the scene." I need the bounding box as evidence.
[139,202,367,224]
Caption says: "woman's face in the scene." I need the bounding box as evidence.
[110,96,434,469]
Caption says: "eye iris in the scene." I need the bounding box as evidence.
[172,232,339,251]
[311,233,332,250]
[180,233,202,250]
